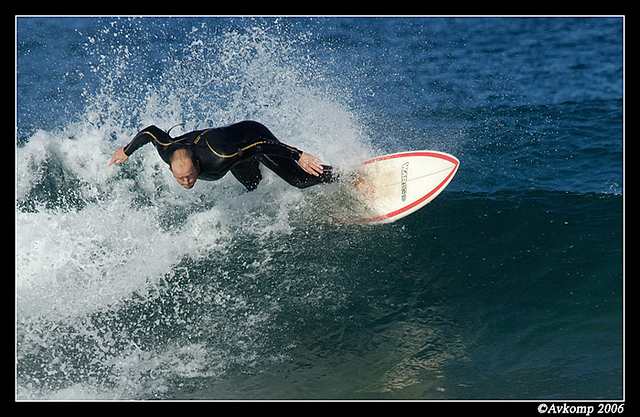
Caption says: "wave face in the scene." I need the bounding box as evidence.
[16,17,622,399]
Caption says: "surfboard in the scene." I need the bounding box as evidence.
[334,151,460,224]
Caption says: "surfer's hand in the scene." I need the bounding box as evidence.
[298,153,324,177]
[109,147,128,166]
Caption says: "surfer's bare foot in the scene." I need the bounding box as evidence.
[353,171,376,200]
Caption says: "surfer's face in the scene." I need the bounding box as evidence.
[169,151,198,189]
[173,168,197,189]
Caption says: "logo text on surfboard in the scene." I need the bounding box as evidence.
[400,162,409,202]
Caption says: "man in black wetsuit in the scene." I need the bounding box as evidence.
[109,120,334,191]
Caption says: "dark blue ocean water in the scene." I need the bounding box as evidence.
[16,17,623,400]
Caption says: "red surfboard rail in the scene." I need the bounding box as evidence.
[363,151,460,166]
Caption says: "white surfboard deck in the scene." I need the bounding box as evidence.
[335,151,459,224]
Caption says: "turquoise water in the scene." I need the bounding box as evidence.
[16,17,623,400]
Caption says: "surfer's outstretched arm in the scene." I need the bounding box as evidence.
[109,125,169,166]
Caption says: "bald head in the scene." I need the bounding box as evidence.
[169,149,199,189]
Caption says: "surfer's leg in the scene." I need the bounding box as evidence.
[224,120,280,144]
[230,156,262,191]
[259,154,335,189]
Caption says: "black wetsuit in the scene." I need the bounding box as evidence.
[122,120,334,191]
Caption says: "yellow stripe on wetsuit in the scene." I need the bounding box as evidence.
[205,138,301,159]
[123,129,190,154]
[125,128,301,160]
[137,127,265,157]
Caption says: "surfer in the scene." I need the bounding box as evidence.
[109,120,334,190]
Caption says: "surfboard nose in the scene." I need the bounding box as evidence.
[345,151,460,224]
